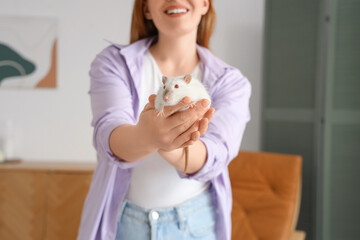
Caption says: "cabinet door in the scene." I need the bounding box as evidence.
[0,171,46,240]
[44,172,92,240]
[320,0,360,239]
[262,1,320,239]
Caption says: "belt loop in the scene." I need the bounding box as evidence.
[175,207,186,231]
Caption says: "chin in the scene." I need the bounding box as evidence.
[160,25,198,38]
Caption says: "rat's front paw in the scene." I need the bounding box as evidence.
[186,103,196,109]
[156,109,165,117]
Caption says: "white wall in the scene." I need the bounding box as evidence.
[0,0,265,162]
[212,0,265,151]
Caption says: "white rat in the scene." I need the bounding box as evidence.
[154,74,212,174]
[155,74,211,116]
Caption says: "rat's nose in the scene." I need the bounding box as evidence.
[164,96,169,102]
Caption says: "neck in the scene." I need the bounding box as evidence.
[149,31,199,77]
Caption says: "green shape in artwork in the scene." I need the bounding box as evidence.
[0,43,36,83]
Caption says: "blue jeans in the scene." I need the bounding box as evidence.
[115,189,216,240]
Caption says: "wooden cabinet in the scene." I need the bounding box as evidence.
[0,161,96,240]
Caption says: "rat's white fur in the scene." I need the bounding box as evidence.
[155,75,211,115]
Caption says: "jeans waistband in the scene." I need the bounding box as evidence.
[118,188,213,224]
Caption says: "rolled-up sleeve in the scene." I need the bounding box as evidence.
[180,68,251,182]
[89,47,139,169]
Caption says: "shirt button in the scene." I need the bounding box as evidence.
[150,211,159,220]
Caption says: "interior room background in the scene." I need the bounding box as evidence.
[0,0,263,161]
[1,0,359,240]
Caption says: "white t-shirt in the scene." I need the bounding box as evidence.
[125,50,209,209]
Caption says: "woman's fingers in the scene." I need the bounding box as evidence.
[169,99,210,131]
[161,97,192,117]
[172,121,199,149]
[180,140,195,148]
[191,131,200,141]
[204,107,215,122]
[148,95,191,118]
[148,94,156,106]
[199,108,215,135]
[175,107,214,149]
[192,99,211,118]
[180,130,200,148]
[198,118,209,136]
[143,95,213,150]
[143,102,155,112]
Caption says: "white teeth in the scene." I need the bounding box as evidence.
[166,9,187,14]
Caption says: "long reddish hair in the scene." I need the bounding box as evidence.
[130,0,216,48]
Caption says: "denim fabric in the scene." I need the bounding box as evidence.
[115,189,216,240]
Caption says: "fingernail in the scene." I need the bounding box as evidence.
[182,97,191,104]
[202,99,209,107]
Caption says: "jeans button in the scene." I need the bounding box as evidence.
[150,210,159,221]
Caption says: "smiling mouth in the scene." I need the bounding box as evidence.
[165,8,189,15]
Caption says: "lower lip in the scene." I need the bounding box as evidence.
[165,12,188,18]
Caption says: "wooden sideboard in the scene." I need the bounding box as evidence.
[0,161,96,240]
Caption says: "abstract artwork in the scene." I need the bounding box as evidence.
[0,16,57,89]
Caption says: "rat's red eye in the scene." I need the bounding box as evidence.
[175,84,179,88]
[163,85,165,89]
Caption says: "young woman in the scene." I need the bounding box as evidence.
[77,0,251,239]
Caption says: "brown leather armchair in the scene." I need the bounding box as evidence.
[229,151,306,240]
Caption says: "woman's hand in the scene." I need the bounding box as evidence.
[136,94,214,152]
[178,102,215,148]
[152,96,215,173]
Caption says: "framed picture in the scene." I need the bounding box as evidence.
[0,16,57,89]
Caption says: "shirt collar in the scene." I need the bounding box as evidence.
[196,44,229,77]
[109,36,229,79]
[119,37,156,61]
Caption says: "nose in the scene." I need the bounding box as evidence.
[164,96,169,102]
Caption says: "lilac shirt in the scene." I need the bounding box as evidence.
[77,37,251,240]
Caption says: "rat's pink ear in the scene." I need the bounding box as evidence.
[162,76,167,84]
[184,74,192,84]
